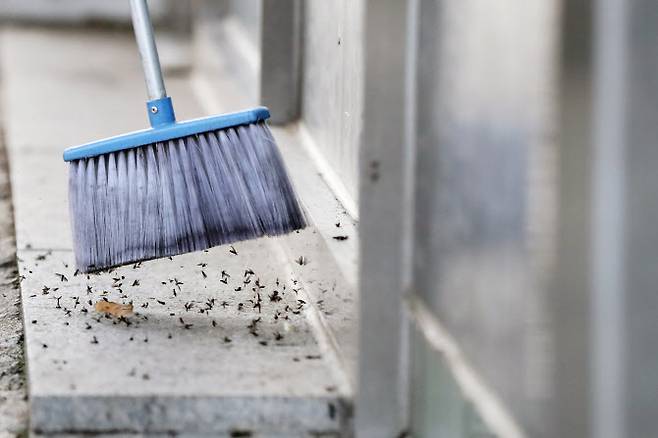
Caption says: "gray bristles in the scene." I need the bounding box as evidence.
[68,122,306,272]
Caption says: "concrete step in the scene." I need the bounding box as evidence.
[1,27,353,436]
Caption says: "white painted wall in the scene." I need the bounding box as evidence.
[301,0,364,205]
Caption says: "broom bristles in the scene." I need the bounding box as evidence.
[68,122,306,272]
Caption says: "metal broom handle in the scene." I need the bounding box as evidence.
[130,0,167,101]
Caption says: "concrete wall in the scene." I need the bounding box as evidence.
[301,0,364,204]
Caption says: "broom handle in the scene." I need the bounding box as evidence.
[130,0,167,100]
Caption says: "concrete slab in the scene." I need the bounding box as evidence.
[1,27,352,436]
[20,243,349,435]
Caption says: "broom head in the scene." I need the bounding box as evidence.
[63,103,306,272]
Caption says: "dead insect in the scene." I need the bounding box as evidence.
[259,341,268,346]
[184,302,193,311]
[212,320,217,327]
[201,270,207,279]
[223,336,232,343]
[141,302,149,309]
[335,222,341,227]
[73,269,81,277]
[234,287,242,292]
[55,296,62,309]
[253,302,261,313]
[91,336,99,344]
[220,278,228,285]
[269,291,282,302]
[274,332,284,341]
[85,323,92,330]
[132,280,140,287]
[86,285,92,294]
[229,246,238,255]
[221,301,229,309]
[42,286,50,295]
[244,269,255,277]
[332,235,349,241]
[184,323,193,330]
[237,303,244,310]
[197,263,207,268]
[295,256,308,266]
[221,270,231,278]
[55,273,68,282]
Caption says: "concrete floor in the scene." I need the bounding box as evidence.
[0,27,357,436]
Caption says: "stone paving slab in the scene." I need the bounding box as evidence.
[20,241,348,435]
[1,28,351,436]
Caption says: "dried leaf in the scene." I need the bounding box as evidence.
[94,300,133,317]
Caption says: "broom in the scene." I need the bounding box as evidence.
[63,0,306,272]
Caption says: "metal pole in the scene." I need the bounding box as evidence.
[130,0,167,100]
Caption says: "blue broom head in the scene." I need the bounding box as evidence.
[64,98,306,272]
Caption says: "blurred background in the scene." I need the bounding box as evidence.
[0,1,655,437]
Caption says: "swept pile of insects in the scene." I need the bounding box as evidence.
[20,243,340,359]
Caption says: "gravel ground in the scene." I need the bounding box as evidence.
[0,126,27,437]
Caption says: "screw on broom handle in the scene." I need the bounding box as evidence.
[130,0,167,101]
